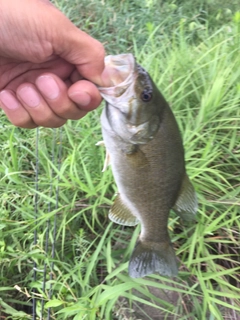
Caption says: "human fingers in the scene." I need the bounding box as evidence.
[49,15,106,85]
[0,84,66,128]
[56,26,105,86]
[68,80,103,111]
[35,73,88,120]
[0,73,100,128]
[1,0,107,88]
[0,0,105,86]
[0,90,37,128]
[1,57,74,93]
[16,83,67,127]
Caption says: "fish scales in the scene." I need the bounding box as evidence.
[103,102,183,242]
[98,54,198,278]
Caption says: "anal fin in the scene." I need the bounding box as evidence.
[109,194,139,226]
[172,174,198,221]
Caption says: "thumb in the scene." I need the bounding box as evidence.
[44,1,106,85]
[57,27,106,85]
[21,0,106,85]
[0,0,106,86]
[41,1,106,85]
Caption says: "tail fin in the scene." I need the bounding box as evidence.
[128,240,178,278]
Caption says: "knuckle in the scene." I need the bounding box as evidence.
[46,119,66,128]
[10,117,36,129]
[54,104,71,118]
[51,101,80,120]
[95,42,105,61]
[35,116,66,128]
[50,121,66,128]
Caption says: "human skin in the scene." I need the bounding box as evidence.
[0,0,108,128]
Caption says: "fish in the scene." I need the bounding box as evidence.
[98,54,198,278]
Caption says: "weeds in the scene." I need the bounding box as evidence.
[0,1,239,319]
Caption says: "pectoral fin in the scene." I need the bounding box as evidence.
[125,146,148,168]
[96,141,111,172]
[173,174,198,221]
[109,194,139,226]
[95,141,105,147]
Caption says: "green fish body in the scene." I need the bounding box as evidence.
[98,54,197,278]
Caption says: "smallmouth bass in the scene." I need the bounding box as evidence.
[98,54,198,278]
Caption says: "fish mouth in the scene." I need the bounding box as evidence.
[98,54,138,104]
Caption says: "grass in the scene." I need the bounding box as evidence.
[0,1,240,319]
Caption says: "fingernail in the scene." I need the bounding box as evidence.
[36,75,60,100]
[69,91,91,107]
[18,86,40,107]
[0,90,20,110]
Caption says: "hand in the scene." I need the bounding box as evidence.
[0,0,106,128]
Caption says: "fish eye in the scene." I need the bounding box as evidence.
[141,90,152,102]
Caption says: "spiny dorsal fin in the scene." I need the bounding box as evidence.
[172,174,198,221]
[109,194,139,226]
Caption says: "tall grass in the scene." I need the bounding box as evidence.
[0,1,239,319]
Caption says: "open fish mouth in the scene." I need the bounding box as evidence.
[98,54,138,104]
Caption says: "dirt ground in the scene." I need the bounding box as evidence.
[115,278,190,320]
